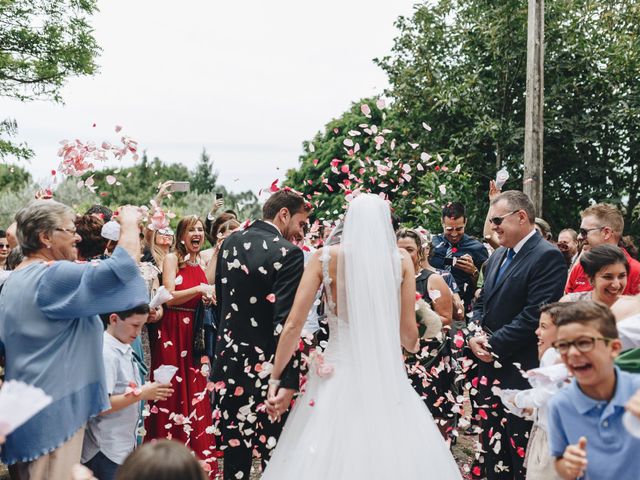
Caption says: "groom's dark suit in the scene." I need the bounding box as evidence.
[471,231,566,479]
[212,220,303,480]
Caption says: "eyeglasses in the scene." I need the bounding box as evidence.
[55,227,78,236]
[488,211,518,226]
[0,243,8,249]
[444,226,465,233]
[578,226,605,238]
[552,336,614,354]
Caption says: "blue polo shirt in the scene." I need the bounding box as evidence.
[547,367,640,479]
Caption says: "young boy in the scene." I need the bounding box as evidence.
[81,304,174,480]
[499,302,569,480]
[547,301,640,480]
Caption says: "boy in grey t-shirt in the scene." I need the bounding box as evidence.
[82,304,173,480]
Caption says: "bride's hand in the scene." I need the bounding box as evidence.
[266,385,295,421]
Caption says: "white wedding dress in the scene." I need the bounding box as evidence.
[262,194,462,479]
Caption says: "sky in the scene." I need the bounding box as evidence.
[1,0,420,195]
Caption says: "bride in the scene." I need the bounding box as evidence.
[262,193,462,479]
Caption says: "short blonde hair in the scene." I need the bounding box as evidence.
[581,203,624,239]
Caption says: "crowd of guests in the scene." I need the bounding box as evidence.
[0,181,640,480]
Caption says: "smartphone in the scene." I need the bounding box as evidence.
[443,257,457,267]
[169,181,190,193]
[215,193,224,200]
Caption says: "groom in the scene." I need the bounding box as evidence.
[212,189,311,480]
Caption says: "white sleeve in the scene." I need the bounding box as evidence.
[618,316,640,350]
[103,350,119,395]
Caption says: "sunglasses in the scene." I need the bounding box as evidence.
[444,226,464,233]
[578,226,605,238]
[552,336,614,354]
[0,243,9,249]
[488,210,518,226]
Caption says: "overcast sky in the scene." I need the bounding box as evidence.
[1,0,419,194]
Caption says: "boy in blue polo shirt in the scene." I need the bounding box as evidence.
[547,301,640,480]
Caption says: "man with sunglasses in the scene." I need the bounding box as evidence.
[468,190,567,480]
[430,202,488,313]
[566,203,640,295]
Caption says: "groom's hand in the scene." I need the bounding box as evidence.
[266,386,295,421]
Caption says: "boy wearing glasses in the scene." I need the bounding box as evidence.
[548,301,640,480]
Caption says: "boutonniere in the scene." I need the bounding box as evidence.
[451,247,458,254]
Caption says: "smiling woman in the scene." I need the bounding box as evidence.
[561,244,629,309]
[144,215,217,471]
[0,201,148,477]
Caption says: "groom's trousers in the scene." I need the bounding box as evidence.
[221,408,289,480]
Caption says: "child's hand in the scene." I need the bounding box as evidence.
[561,437,587,479]
[141,382,174,402]
[626,388,640,419]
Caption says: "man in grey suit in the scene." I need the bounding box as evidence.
[469,191,567,480]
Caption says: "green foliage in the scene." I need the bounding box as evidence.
[0,0,101,159]
[0,162,31,191]
[82,152,192,207]
[285,98,478,234]
[72,151,261,221]
[191,148,219,194]
[0,119,33,161]
[0,150,262,228]
[375,0,640,235]
[286,0,640,237]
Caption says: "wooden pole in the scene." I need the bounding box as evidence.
[523,0,544,216]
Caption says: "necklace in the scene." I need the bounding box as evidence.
[185,256,200,266]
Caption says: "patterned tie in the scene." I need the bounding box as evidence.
[494,248,515,286]
[444,242,454,272]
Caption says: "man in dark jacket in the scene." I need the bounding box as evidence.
[212,189,310,480]
[469,191,567,480]
[431,202,488,312]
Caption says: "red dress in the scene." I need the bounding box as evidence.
[146,263,217,474]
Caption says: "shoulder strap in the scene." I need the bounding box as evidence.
[320,248,336,314]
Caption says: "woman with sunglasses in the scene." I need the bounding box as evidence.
[561,244,629,309]
[397,228,457,441]
[0,229,10,270]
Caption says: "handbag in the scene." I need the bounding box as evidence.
[192,301,207,359]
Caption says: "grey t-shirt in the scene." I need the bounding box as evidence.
[82,332,142,465]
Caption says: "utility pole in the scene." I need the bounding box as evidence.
[523,0,544,216]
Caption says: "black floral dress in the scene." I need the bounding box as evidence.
[404,269,457,426]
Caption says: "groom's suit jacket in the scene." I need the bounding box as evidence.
[471,231,567,389]
[212,220,304,446]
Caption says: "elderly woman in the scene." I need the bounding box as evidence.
[0,201,148,480]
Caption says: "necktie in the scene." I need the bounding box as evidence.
[494,248,515,286]
[444,242,454,272]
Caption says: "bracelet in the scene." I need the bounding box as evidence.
[268,378,281,387]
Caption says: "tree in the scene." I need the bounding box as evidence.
[191,148,219,194]
[0,0,101,159]
[285,98,476,234]
[375,0,640,235]
[0,162,31,192]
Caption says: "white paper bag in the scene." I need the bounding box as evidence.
[153,365,178,384]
